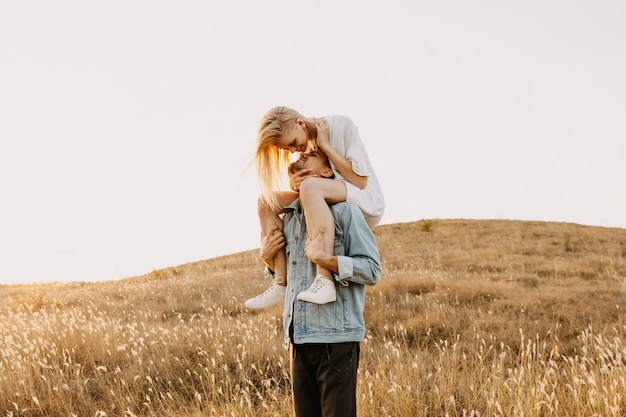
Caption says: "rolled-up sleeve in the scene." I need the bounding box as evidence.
[333,203,382,287]
[336,255,354,285]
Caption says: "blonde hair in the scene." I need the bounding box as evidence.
[255,106,317,210]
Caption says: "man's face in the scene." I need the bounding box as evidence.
[289,150,331,177]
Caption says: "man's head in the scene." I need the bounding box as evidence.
[289,148,334,179]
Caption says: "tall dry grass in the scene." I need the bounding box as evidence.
[1,219,625,416]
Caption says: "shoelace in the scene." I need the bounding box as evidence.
[309,278,325,293]
[259,283,277,298]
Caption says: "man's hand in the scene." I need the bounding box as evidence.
[306,226,339,273]
[260,226,285,270]
[304,226,330,266]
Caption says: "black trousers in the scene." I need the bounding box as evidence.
[290,342,360,417]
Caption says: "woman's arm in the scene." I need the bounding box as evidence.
[315,119,368,190]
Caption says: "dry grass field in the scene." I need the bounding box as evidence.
[1,219,625,416]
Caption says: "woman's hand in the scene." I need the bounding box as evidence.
[260,226,285,269]
[289,168,316,192]
[315,119,330,151]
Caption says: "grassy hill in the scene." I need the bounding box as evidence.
[1,219,625,416]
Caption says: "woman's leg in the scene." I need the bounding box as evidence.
[245,191,298,310]
[296,178,347,304]
[258,191,299,285]
[299,178,347,277]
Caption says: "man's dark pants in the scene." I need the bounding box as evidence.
[290,342,360,417]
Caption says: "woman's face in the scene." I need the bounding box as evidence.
[275,119,309,153]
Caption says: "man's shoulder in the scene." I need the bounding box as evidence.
[331,200,357,209]
[330,201,362,218]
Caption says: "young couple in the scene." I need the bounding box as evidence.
[246,107,385,309]
[244,106,384,417]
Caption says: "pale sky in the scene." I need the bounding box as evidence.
[1,1,625,285]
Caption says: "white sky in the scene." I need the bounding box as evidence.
[1,1,625,285]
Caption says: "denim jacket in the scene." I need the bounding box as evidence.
[281,199,382,349]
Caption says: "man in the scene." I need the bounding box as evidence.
[258,149,382,417]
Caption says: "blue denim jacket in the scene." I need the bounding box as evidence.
[281,199,382,349]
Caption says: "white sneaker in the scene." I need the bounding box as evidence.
[245,280,286,309]
[296,275,336,304]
